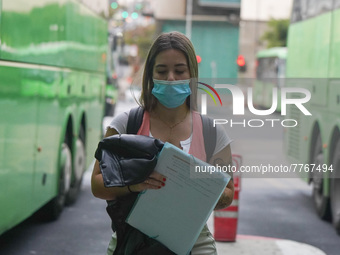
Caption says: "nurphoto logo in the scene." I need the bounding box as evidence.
[197,83,312,128]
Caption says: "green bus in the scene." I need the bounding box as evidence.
[284,0,340,234]
[0,0,107,235]
[253,47,287,112]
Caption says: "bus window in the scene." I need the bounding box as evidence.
[334,0,340,9]
[254,47,287,112]
[256,57,278,81]
[307,0,319,17]
[318,0,333,13]
[307,0,333,18]
[291,0,309,23]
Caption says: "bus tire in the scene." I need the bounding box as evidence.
[331,140,340,235]
[66,126,86,205]
[312,134,331,220]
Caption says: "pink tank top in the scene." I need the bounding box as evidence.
[137,111,207,162]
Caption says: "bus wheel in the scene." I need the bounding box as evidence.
[38,142,72,220]
[312,134,331,220]
[66,126,86,205]
[331,140,340,234]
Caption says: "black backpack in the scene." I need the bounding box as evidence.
[127,107,217,162]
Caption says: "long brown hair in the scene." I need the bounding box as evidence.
[140,31,198,111]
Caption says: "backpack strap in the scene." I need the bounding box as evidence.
[201,115,217,163]
[127,106,145,134]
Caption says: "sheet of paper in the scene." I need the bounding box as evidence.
[126,142,231,255]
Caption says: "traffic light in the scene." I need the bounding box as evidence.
[237,55,247,72]
[110,0,118,9]
[131,12,139,19]
[121,11,129,19]
[196,55,202,64]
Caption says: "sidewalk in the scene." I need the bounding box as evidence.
[215,235,326,255]
[206,215,326,255]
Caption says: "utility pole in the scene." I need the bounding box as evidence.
[185,0,193,40]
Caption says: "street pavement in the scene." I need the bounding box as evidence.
[105,99,328,255]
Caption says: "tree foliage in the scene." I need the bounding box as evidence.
[124,25,156,62]
[261,19,289,48]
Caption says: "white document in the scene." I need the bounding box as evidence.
[126,142,231,255]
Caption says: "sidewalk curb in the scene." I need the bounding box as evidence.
[215,235,327,255]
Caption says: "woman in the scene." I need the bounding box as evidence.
[91,31,234,254]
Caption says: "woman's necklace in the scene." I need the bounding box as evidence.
[155,109,189,141]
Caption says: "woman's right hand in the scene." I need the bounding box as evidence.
[129,171,167,192]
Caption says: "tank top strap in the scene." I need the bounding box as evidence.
[137,111,150,136]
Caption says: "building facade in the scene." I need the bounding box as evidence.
[151,0,241,79]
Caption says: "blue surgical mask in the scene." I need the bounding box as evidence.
[152,79,191,108]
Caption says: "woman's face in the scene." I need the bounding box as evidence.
[152,49,191,81]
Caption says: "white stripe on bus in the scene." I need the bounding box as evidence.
[0,60,71,72]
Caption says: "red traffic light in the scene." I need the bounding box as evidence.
[237,55,247,72]
[196,55,202,64]
[237,55,246,67]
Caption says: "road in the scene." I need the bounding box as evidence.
[0,99,339,255]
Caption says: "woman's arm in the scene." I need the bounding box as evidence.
[91,128,166,200]
[209,144,234,210]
